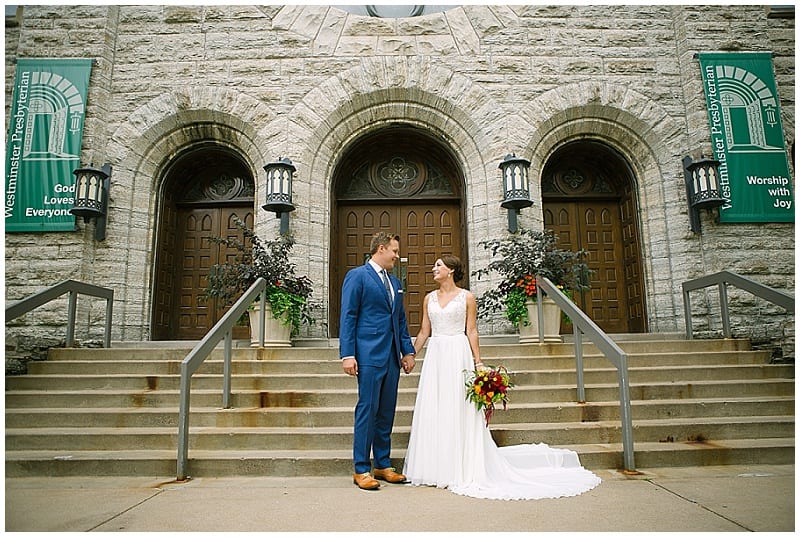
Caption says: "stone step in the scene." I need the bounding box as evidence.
[44,337,755,362]
[7,363,793,391]
[5,438,794,478]
[5,378,795,409]
[5,416,794,451]
[5,338,794,478]
[6,397,794,428]
[25,349,774,375]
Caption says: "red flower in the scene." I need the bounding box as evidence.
[515,274,537,297]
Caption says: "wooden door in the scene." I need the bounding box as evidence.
[544,201,629,333]
[620,183,646,332]
[172,206,253,340]
[151,148,255,340]
[541,140,647,333]
[332,203,461,335]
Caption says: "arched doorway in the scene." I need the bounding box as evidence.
[541,140,647,333]
[151,146,255,340]
[330,126,466,336]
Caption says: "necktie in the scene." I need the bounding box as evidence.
[381,270,393,303]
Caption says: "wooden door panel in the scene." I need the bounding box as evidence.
[172,206,251,340]
[175,210,214,339]
[620,185,646,331]
[218,208,252,340]
[582,201,627,332]
[333,206,399,336]
[404,208,426,328]
[544,201,629,333]
[152,150,255,341]
[152,197,178,340]
[333,203,461,336]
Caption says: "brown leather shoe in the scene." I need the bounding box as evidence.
[373,467,407,484]
[353,472,380,490]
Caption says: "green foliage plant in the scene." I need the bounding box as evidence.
[204,217,314,337]
[472,228,590,327]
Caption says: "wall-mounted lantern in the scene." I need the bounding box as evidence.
[499,153,533,233]
[262,157,296,235]
[70,163,111,241]
[683,154,724,233]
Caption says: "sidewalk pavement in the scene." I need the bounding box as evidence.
[4,464,795,532]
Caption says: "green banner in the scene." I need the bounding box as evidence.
[5,58,93,232]
[697,53,794,223]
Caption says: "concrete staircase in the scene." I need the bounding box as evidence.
[5,337,794,477]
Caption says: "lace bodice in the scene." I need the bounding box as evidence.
[428,289,467,337]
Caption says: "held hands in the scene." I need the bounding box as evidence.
[401,354,416,374]
[343,355,415,375]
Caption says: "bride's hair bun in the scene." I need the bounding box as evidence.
[441,255,464,283]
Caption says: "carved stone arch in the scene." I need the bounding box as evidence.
[105,88,273,340]
[523,81,683,222]
[270,57,520,333]
[107,88,273,229]
[284,56,521,203]
[523,82,684,333]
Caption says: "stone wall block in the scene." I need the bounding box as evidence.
[377,36,417,55]
[445,9,481,55]
[291,102,327,138]
[127,93,180,136]
[335,36,378,56]
[287,5,328,39]
[416,35,459,56]
[315,9,348,55]
[343,14,395,36]
[270,5,304,32]
[397,13,449,35]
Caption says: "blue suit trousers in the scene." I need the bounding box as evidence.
[353,345,401,474]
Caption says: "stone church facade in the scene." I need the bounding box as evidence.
[4,5,795,356]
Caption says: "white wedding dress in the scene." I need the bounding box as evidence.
[403,289,601,500]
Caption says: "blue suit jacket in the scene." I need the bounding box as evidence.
[339,262,415,366]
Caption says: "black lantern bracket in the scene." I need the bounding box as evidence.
[683,154,725,234]
[262,157,296,235]
[499,153,533,233]
[70,163,112,241]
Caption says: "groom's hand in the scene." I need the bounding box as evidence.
[342,357,358,376]
[401,354,416,374]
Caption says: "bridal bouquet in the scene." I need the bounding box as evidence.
[464,365,514,426]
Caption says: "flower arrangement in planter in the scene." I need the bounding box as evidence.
[472,228,590,327]
[204,217,314,337]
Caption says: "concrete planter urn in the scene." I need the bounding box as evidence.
[248,302,291,348]
[518,297,562,343]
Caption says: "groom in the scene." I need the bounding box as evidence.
[339,231,416,490]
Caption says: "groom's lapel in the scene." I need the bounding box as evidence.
[365,264,392,307]
[369,265,394,308]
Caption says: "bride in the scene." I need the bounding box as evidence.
[402,255,601,500]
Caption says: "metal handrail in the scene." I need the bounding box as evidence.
[5,279,114,348]
[177,277,267,480]
[535,277,635,471]
[682,270,794,339]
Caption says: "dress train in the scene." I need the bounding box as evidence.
[402,289,601,500]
